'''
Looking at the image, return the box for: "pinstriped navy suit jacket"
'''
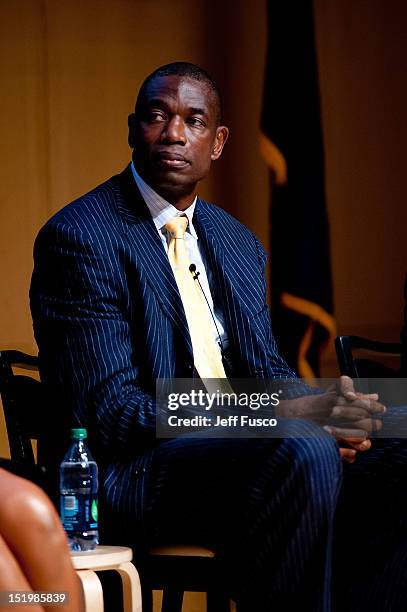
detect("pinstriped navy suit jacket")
[30,164,297,518]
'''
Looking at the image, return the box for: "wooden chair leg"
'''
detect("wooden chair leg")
[140,584,153,612]
[116,561,142,612]
[161,587,184,612]
[76,569,104,612]
[207,589,230,612]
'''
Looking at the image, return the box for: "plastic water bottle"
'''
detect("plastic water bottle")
[60,428,99,551]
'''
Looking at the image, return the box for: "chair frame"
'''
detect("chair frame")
[335,335,402,378]
[0,350,42,472]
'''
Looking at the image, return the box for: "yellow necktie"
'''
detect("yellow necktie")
[165,216,228,381]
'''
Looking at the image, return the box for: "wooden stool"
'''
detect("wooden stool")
[71,545,142,612]
[144,545,231,612]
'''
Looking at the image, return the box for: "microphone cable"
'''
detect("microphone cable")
[189,263,225,358]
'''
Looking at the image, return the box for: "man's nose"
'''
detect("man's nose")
[161,116,186,144]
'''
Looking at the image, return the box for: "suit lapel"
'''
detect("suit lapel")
[193,200,224,275]
[194,200,246,341]
[194,199,268,377]
[113,165,192,354]
[194,199,253,320]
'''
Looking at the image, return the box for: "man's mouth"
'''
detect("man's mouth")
[155,152,190,168]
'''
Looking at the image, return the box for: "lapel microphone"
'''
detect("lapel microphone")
[189,263,225,357]
[189,263,200,281]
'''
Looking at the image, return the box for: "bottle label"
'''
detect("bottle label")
[63,495,78,514]
[60,494,98,534]
[91,499,98,522]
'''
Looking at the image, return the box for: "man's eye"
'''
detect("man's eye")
[147,111,166,122]
[188,117,205,127]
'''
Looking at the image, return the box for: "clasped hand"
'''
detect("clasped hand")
[275,376,386,463]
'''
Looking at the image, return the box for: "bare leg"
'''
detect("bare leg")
[0,468,84,612]
[0,532,44,611]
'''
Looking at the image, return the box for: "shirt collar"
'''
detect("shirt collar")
[131,161,198,238]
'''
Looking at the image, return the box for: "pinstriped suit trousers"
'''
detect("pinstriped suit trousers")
[143,419,342,612]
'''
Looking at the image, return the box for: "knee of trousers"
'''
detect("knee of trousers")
[275,420,342,503]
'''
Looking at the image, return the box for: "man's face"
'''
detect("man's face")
[129,75,228,205]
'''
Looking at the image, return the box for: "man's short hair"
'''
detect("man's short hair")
[135,61,223,124]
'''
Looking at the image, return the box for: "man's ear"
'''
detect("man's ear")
[128,113,136,148]
[211,126,229,161]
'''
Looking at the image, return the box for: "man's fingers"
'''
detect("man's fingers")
[339,447,357,463]
[333,395,385,415]
[350,397,385,414]
[348,418,382,433]
[336,394,385,414]
[326,423,373,459]
[324,425,368,440]
[344,438,372,451]
[357,392,379,400]
[337,376,385,413]
[332,406,372,420]
[338,375,357,400]
[330,414,383,433]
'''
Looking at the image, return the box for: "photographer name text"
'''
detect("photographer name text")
[167,415,278,428]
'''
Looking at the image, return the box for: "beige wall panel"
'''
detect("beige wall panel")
[315,0,407,341]
[0,0,49,353]
[43,0,211,209]
[196,0,269,246]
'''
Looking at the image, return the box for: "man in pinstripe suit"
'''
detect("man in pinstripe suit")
[31,63,402,611]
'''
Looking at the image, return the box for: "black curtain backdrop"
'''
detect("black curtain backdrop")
[261,0,335,377]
